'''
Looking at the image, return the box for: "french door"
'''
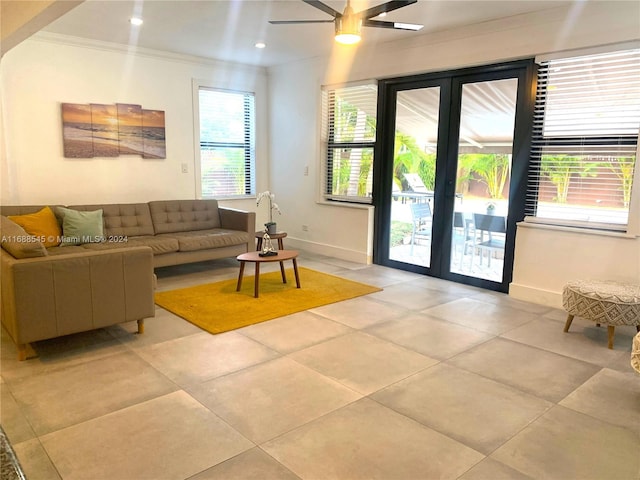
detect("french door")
[373,60,535,292]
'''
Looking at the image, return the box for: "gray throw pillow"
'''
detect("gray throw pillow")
[0,215,48,258]
[56,207,105,246]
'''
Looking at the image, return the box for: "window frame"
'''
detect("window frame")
[321,81,378,204]
[194,84,256,199]
[525,46,640,233]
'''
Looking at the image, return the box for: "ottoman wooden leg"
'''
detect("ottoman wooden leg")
[137,319,145,334]
[563,314,574,333]
[607,325,615,349]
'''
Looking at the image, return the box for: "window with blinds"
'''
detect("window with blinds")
[198,88,255,198]
[526,48,640,229]
[322,83,377,203]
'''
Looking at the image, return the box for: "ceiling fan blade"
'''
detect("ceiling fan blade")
[363,18,423,30]
[302,0,342,18]
[269,20,335,24]
[359,0,418,20]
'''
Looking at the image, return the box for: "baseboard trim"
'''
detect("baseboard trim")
[285,237,371,265]
[509,282,563,309]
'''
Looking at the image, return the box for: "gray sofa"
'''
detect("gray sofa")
[68,200,255,267]
[0,199,255,360]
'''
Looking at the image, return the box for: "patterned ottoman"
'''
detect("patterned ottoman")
[562,280,640,349]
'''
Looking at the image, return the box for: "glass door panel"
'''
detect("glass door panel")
[388,87,440,268]
[450,78,518,282]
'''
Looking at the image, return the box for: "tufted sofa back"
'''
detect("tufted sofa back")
[148,199,221,234]
[1,200,228,237]
[70,203,155,237]
[0,205,61,216]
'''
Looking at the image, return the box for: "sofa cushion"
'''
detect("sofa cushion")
[70,203,155,237]
[81,235,179,255]
[56,207,105,246]
[8,206,62,247]
[46,245,90,256]
[149,200,221,234]
[0,216,48,258]
[164,229,250,252]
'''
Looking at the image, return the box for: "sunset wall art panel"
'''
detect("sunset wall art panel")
[90,103,119,157]
[141,109,166,159]
[117,103,144,156]
[61,103,94,158]
[61,102,166,159]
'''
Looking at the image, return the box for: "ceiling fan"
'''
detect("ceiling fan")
[269,0,424,45]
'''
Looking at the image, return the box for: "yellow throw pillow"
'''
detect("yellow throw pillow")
[8,206,61,247]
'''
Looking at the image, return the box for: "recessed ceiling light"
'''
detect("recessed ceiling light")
[255,42,266,49]
[129,17,143,26]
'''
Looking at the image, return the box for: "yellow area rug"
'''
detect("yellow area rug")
[154,267,382,334]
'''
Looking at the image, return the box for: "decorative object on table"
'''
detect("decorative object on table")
[486,202,496,215]
[259,231,278,257]
[61,103,166,159]
[256,190,281,234]
[255,231,288,251]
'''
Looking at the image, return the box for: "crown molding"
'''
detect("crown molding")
[30,31,267,75]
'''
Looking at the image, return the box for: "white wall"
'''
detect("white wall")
[0,34,269,218]
[268,1,640,301]
[511,224,640,307]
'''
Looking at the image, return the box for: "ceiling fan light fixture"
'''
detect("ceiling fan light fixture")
[335,32,361,45]
[394,22,423,31]
[270,1,422,45]
[334,15,362,45]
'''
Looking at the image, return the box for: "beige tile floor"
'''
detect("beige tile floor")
[1,251,639,480]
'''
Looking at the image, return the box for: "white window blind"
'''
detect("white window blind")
[198,88,255,198]
[322,83,377,203]
[526,48,640,228]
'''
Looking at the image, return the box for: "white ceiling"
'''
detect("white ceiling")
[40,0,573,67]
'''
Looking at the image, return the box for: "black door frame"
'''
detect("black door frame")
[372,59,536,292]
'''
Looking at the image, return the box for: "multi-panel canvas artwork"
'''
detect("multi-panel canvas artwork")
[61,103,166,159]
[91,103,119,157]
[117,103,143,155]
[141,109,167,159]
[61,103,94,158]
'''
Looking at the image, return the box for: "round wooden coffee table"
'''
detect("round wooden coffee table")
[236,250,300,298]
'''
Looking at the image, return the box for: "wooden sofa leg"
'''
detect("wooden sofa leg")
[137,319,145,334]
[563,314,574,333]
[607,325,615,349]
[17,344,27,361]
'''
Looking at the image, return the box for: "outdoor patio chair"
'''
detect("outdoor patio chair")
[452,211,474,267]
[410,202,432,254]
[403,173,430,193]
[402,173,433,204]
[472,213,506,267]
